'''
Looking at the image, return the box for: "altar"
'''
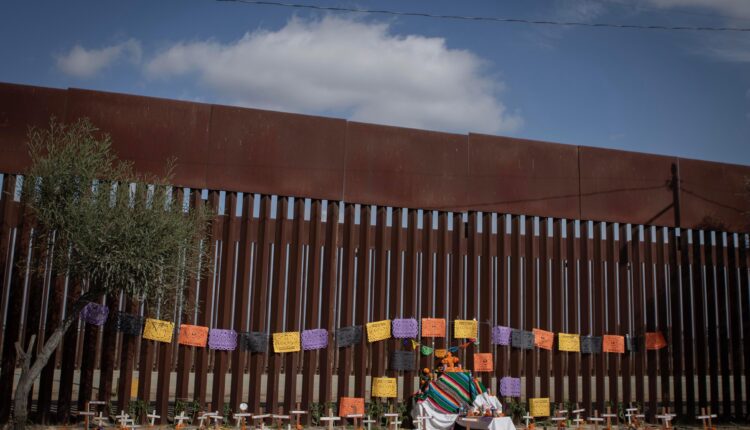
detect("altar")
[455,416,516,430]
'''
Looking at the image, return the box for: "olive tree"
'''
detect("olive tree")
[12,119,211,430]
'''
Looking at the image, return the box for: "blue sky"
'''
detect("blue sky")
[2,0,749,165]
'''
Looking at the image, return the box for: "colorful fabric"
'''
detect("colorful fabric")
[416,371,486,414]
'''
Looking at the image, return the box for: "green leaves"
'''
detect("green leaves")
[22,118,212,313]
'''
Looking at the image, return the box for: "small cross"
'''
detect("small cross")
[254,413,271,430]
[655,407,675,430]
[147,410,161,427]
[602,407,617,430]
[209,412,224,430]
[522,414,534,430]
[93,411,108,429]
[697,407,717,430]
[588,410,604,430]
[413,413,427,430]
[115,411,131,429]
[363,415,376,430]
[198,412,217,429]
[383,413,400,430]
[273,410,291,430]
[319,408,340,430]
[174,411,191,430]
[291,407,307,430]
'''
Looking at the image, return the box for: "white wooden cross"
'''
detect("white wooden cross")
[602,407,617,430]
[290,408,307,430]
[572,408,585,430]
[698,408,717,430]
[319,408,340,430]
[79,409,96,429]
[273,412,291,430]
[234,412,253,429]
[115,411,131,429]
[522,414,534,429]
[253,413,271,430]
[413,413,427,430]
[625,407,639,426]
[655,407,675,430]
[383,412,400,430]
[346,413,363,430]
[363,415,376,430]
[93,411,108,429]
[588,410,604,430]
[209,412,224,429]
[198,412,217,429]
[147,410,161,427]
[174,411,191,429]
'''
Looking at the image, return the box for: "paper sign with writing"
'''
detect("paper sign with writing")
[499,377,521,397]
[142,318,174,343]
[273,331,301,353]
[602,335,625,353]
[178,324,209,347]
[558,333,580,352]
[511,329,534,350]
[421,318,446,337]
[533,329,554,350]
[645,332,667,350]
[529,398,551,417]
[336,326,362,347]
[367,320,392,343]
[372,377,397,398]
[301,329,329,350]
[580,336,602,354]
[492,326,511,345]
[389,350,416,371]
[626,334,643,353]
[392,318,418,338]
[434,349,447,358]
[240,332,269,352]
[473,353,493,372]
[339,397,365,417]
[115,312,144,336]
[209,328,237,350]
[454,320,478,339]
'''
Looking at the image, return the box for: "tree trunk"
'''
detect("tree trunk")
[12,295,96,430]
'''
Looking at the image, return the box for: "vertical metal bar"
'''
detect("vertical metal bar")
[265,197,292,411]
[691,231,708,412]
[353,206,374,398]
[592,223,605,414]
[605,223,619,406]
[551,219,563,402]
[282,199,306,411]
[703,232,720,415]
[510,216,522,380]
[618,224,632,404]
[644,227,658,420]
[714,233,731,419]
[579,221,592,411]
[631,226,646,409]
[566,220,579,403]
[336,204,358,399]
[538,219,550,399]
[668,228,684,417]
[525,216,537,398]
[317,202,340,406]
[727,234,744,418]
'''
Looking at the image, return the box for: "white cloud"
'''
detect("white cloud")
[643,0,750,20]
[144,17,522,134]
[56,39,142,78]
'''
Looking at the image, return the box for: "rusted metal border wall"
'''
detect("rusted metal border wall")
[0,83,749,424]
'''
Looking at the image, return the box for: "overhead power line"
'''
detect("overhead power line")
[216,0,750,32]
